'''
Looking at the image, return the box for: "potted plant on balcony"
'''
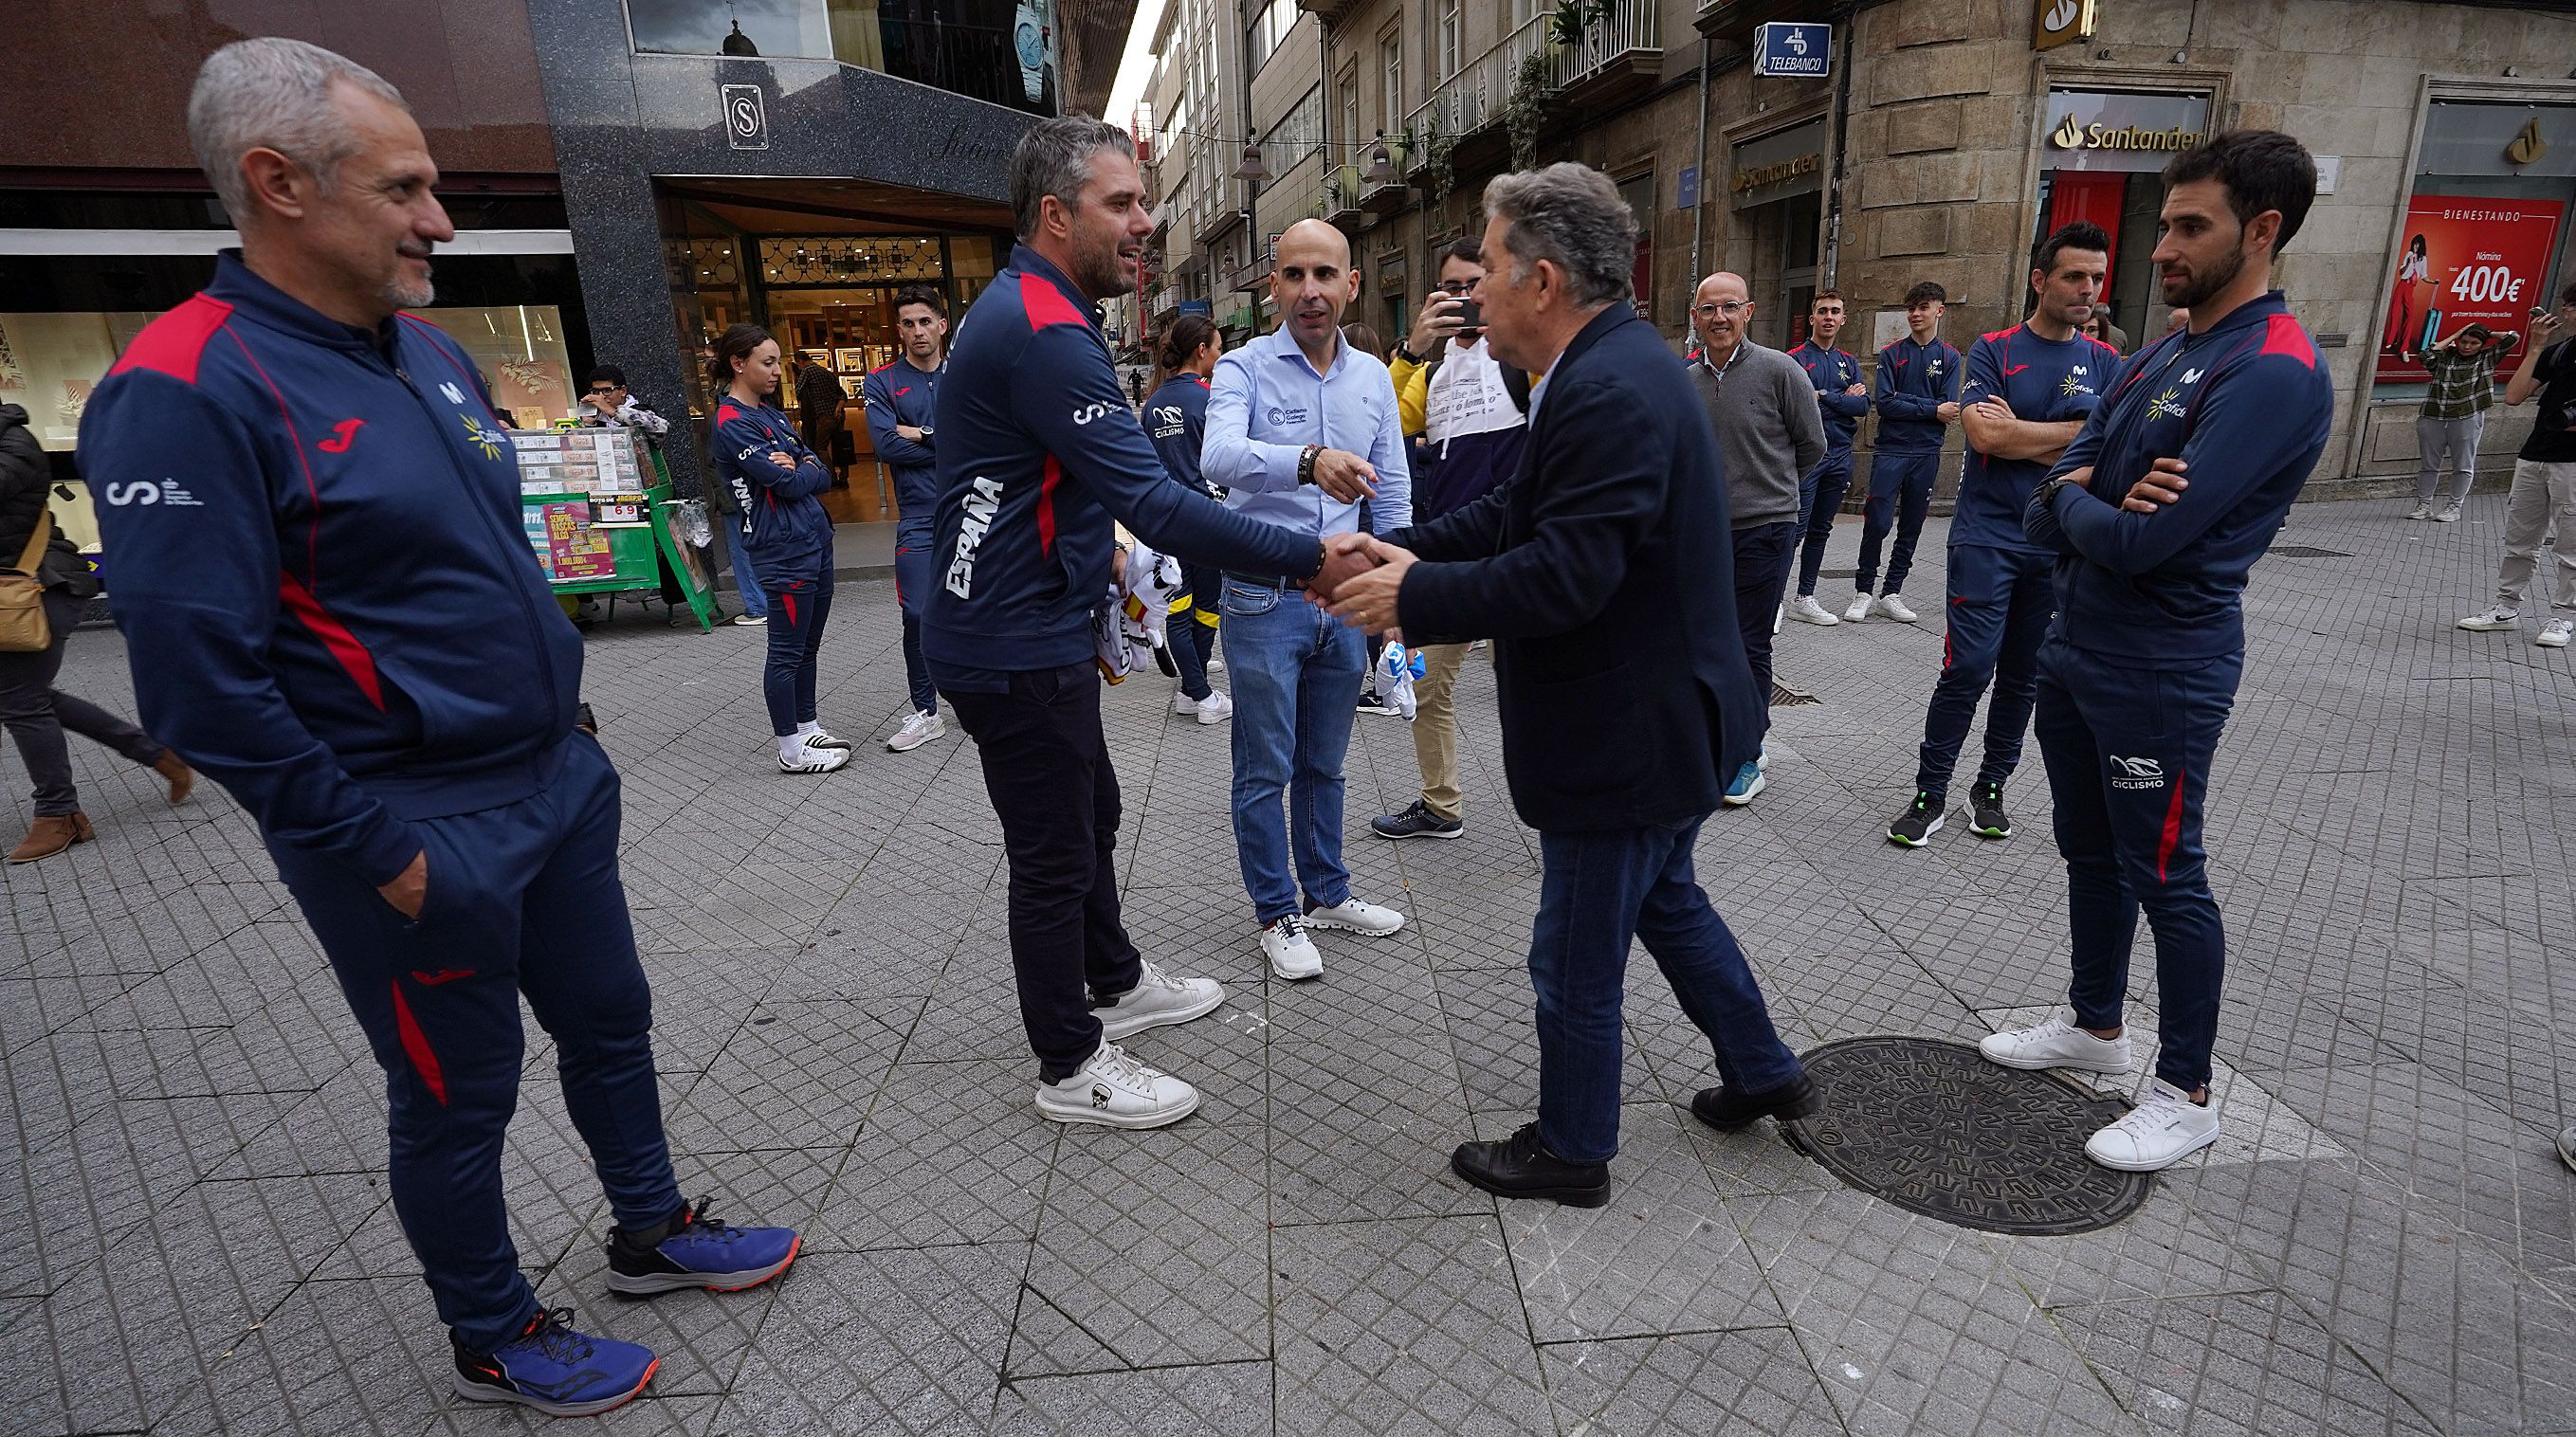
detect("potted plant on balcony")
[1505,48,1556,170]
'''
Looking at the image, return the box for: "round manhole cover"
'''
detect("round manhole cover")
[1781,1035,2151,1236]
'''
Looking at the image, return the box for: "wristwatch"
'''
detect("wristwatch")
[1394,341,1424,365]
[2037,473,2081,508]
[1297,444,1322,486]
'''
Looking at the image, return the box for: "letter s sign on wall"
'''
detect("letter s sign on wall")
[722,83,770,152]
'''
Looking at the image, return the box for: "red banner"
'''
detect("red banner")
[2377,195,2565,384]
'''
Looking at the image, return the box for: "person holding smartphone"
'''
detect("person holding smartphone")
[1376,237,1530,843]
[2457,283,2576,647]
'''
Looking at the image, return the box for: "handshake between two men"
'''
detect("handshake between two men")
[1306,530,1416,637]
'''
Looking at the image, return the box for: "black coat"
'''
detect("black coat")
[0,404,97,598]
[1388,306,1763,831]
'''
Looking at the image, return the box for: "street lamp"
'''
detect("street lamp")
[1232,142,1272,182]
[1362,135,1397,185]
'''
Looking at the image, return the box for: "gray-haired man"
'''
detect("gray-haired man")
[1687,271,1825,806]
[1321,164,1811,1208]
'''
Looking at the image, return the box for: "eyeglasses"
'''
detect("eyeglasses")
[1437,281,1473,295]
[1692,301,1749,318]
[586,385,618,395]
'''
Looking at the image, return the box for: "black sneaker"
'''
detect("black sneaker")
[1689,1072,1820,1132]
[1968,781,2014,840]
[1887,791,1945,847]
[1356,685,1400,717]
[1371,800,1464,841]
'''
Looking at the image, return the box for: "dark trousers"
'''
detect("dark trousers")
[942,663,1145,1082]
[265,736,683,1353]
[1529,816,1803,1162]
[1164,561,1218,702]
[0,592,163,815]
[760,555,832,736]
[1856,450,1940,595]
[2032,638,2241,1093]
[1731,520,1800,705]
[1794,451,1854,599]
[1912,544,2054,798]
[893,518,938,716]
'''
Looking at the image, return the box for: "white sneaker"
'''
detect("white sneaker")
[2405,502,2432,520]
[1205,653,1224,673]
[801,726,853,752]
[885,710,945,753]
[1978,1014,2134,1075]
[1306,896,1406,937]
[2457,607,2521,632]
[1786,594,1840,627]
[1176,689,1233,724]
[1095,959,1224,1041]
[2434,505,2462,523]
[776,737,850,774]
[1260,914,1325,980]
[1172,689,1199,716]
[731,612,769,626]
[1841,592,1873,623]
[1875,592,1919,623]
[1033,1042,1201,1129]
[1772,602,1784,635]
[2540,619,2574,648]
[2086,1079,2220,1171]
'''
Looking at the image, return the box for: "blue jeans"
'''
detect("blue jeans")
[2032,638,2241,1093]
[1220,574,1365,924]
[1913,544,2053,797]
[265,736,684,1352]
[723,520,767,619]
[1794,451,1854,598]
[1856,450,1939,595]
[1531,817,1803,1162]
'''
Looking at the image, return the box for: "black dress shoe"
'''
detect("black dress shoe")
[1451,1123,1611,1208]
[1690,1072,1820,1133]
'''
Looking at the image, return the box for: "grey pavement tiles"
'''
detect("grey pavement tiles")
[2,499,2571,1432]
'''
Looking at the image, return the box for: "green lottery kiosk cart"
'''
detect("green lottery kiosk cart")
[508,427,720,630]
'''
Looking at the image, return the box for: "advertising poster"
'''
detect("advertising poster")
[2378,195,2566,383]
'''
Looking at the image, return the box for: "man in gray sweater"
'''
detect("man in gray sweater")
[1688,271,1826,806]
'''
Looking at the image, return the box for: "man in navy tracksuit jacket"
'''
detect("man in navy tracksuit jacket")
[1784,293,1869,612]
[75,41,793,1415]
[1991,132,2332,1173]
[1891,223,2117,847]
[863,284,950,745]
[1854,284,1963,617]
[923,119,1357,1130]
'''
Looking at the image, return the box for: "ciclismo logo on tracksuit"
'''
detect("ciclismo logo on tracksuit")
[2108,755,2166,791]
[944,475,1005,597]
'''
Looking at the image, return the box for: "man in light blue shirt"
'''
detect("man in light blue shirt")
[1202,218,1413,982]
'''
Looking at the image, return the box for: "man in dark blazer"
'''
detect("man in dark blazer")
[1325,163,1814,1206]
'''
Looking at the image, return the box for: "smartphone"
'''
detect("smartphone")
[1454,298,1484,335]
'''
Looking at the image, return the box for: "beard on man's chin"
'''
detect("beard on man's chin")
[383,273,435,310]
[2164,245,2243,312]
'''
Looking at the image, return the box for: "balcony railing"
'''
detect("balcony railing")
[1400,15,1552,152]
[1550,0,1660,90]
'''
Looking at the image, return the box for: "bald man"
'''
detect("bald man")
[1202,218,1414,981]
[1687,273,1826,805]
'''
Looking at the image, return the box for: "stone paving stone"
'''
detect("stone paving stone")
[712,1244,1023,1435]
[1539,1326,1847,1437]
[810,1059,1058,1251]
[989,1360,1274,1435]
[2050,1289,2442,1436]
[1271,1215,1555,1435]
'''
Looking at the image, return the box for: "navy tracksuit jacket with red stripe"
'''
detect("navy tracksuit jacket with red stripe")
[923,246,1319,678]
[2020,291,2333,1094]
[79,252,683,1352]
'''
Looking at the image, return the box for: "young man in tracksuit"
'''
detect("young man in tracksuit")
[1849,282,1963,623]
[1783,290,1869,626]
[1988,132,2332,1173]
[925,118,1369,1131]
[1890,222,2115,848]
[863,283,950,754]
[80,40,794,1418]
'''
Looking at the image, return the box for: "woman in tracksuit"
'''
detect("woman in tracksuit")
[1143,314,1230,723]
[709,324,850,773]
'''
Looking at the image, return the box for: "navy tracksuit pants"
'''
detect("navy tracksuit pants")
[1856,450,1940,596]
[1793,451,1854,599]
[2031,637,2241,1093]
[1913,544,2054,798]
[265,736,684,1354]
[761,554,833,736]
[893,518,939,717]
